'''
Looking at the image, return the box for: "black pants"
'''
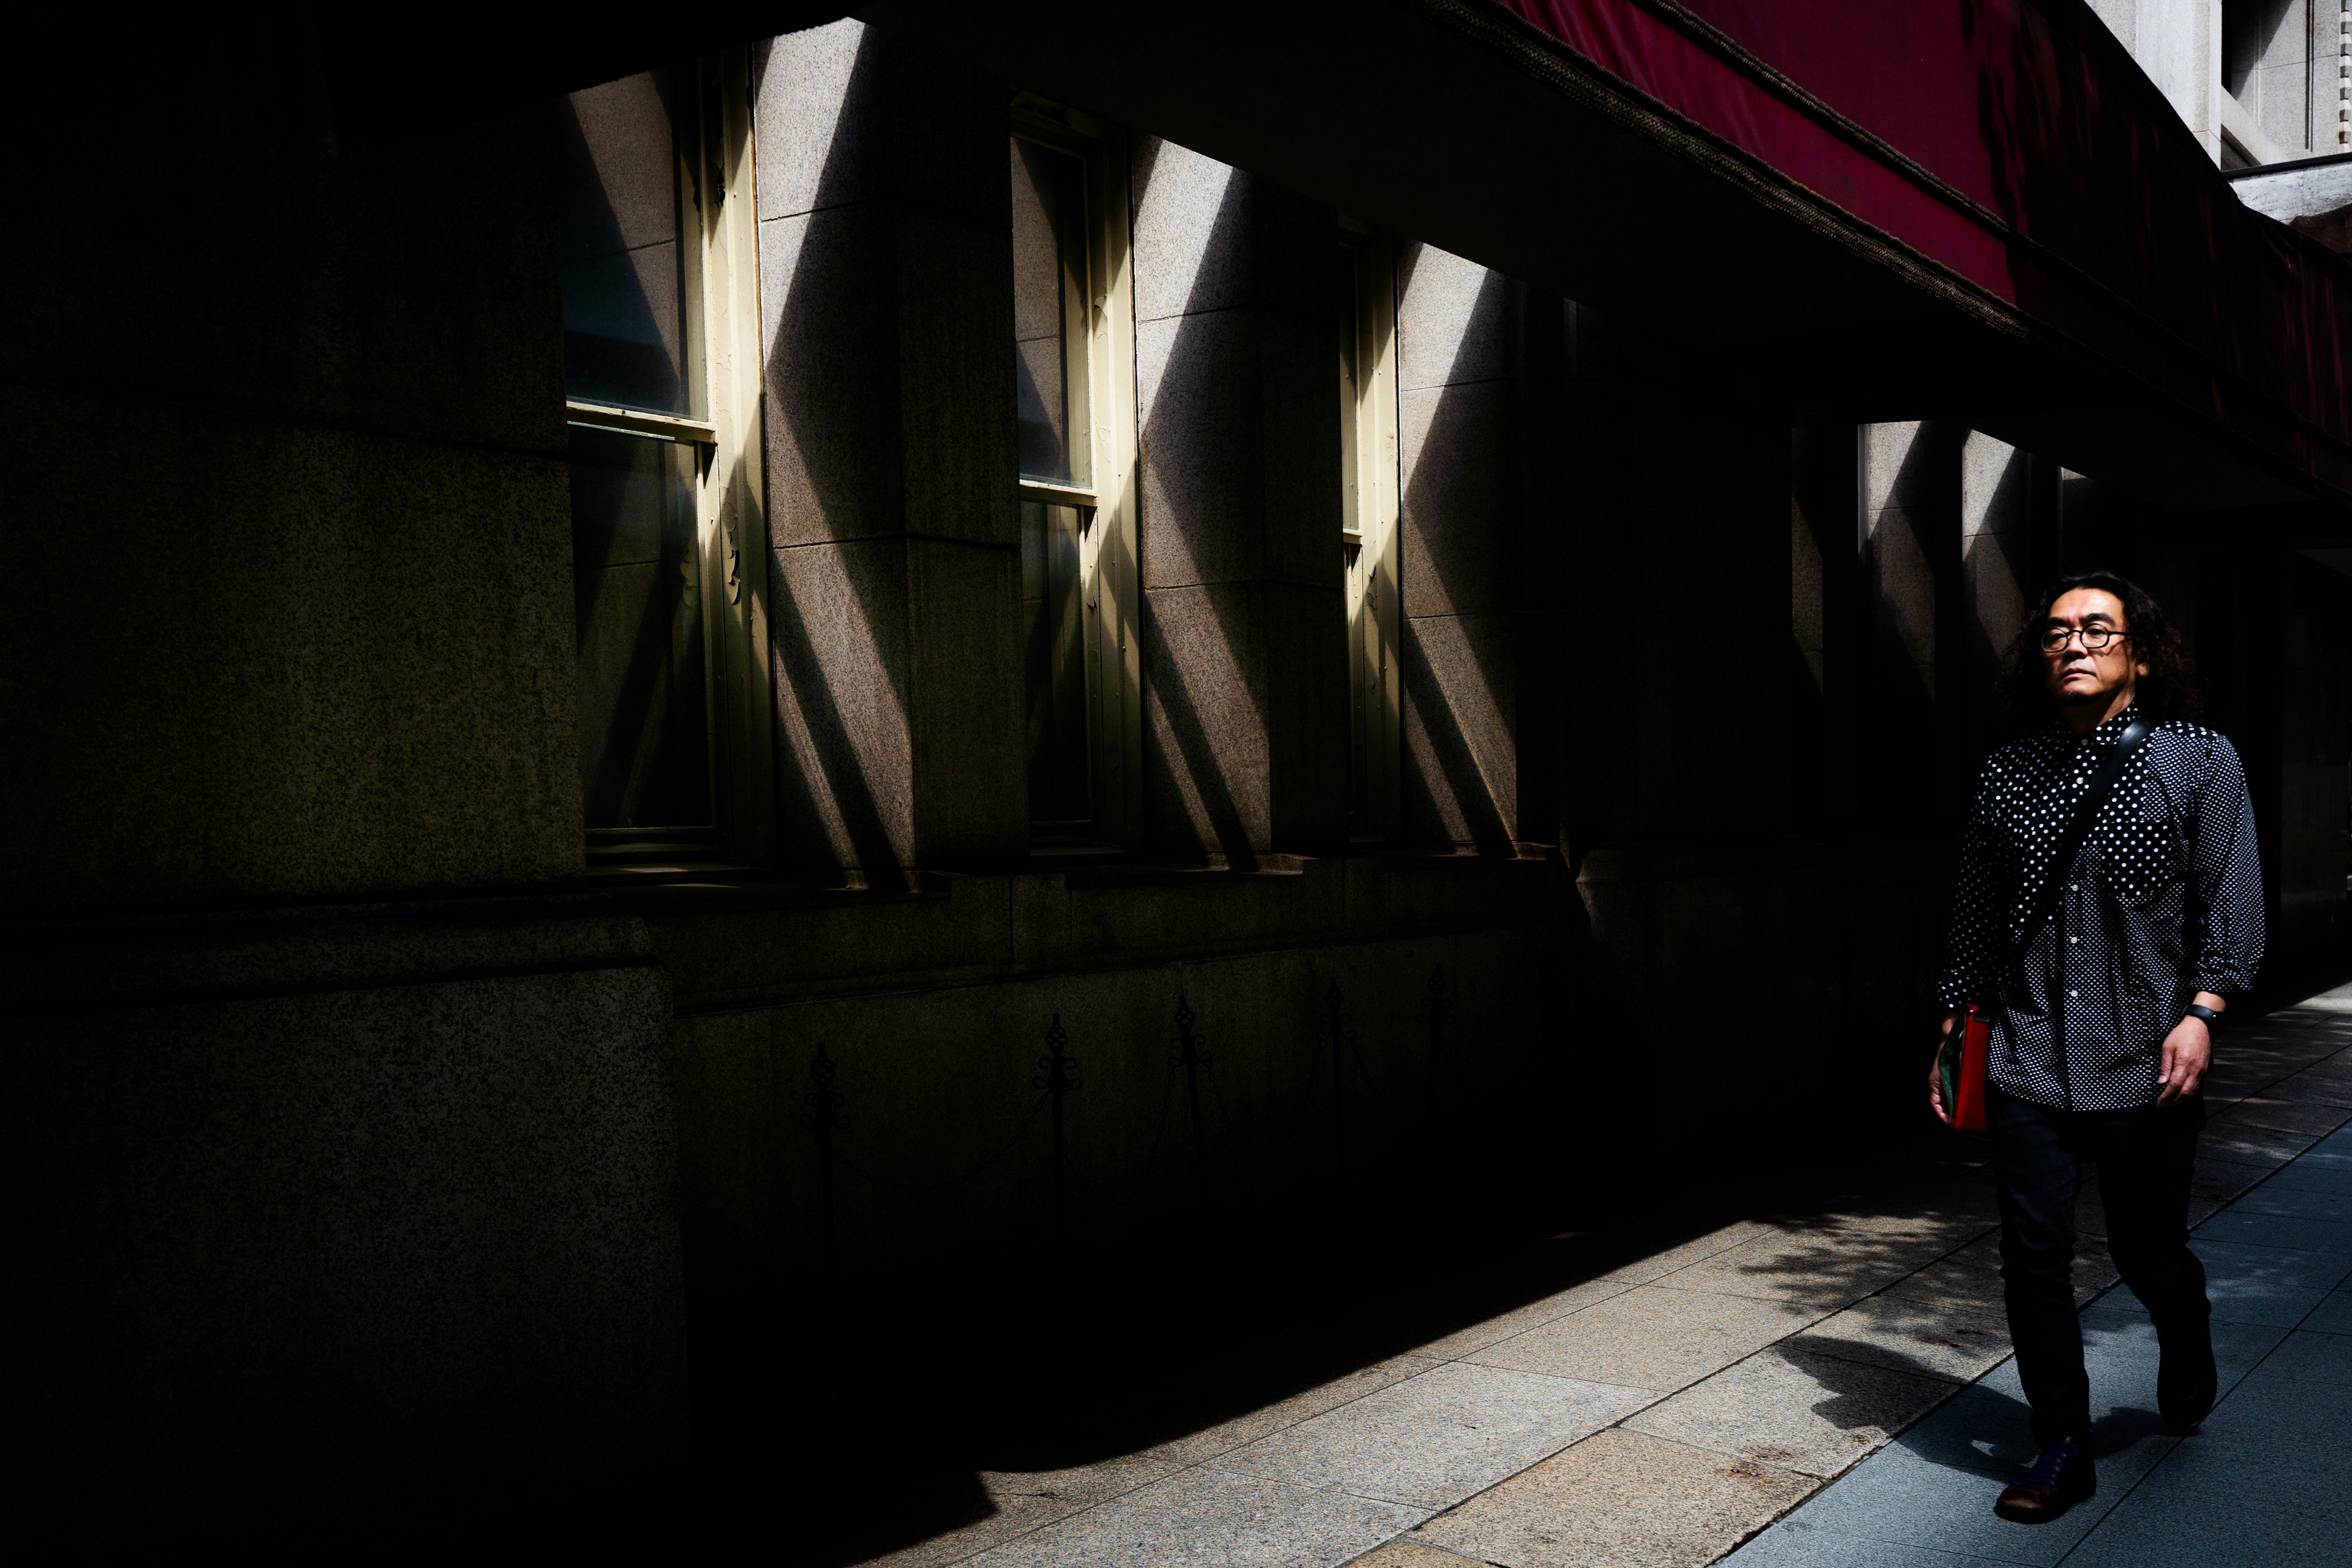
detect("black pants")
[1988,1085,2208,1442]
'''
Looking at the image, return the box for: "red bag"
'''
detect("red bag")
[1937,1005,1991,1133]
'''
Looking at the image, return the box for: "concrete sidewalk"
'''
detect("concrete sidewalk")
[841,984,2352,1568]
[1722,1104,2352,1566]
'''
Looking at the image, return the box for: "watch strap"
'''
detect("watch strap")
[2184,1003,2225,1033]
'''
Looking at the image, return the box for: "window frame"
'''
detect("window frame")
[1338,218,1401,842]
[567,48,772,875]
[1012,97,1142,854]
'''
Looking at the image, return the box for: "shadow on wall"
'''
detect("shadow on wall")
[1398,247,1520,852]
[756,28,931,888]
[1133,136,1338,864]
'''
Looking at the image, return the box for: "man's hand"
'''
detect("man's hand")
[2156,1008,2214,1107]
[1928,1010,1960,1123]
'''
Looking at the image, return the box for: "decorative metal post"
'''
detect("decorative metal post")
[801,1042,848,1310]
[1325,980,1355,1207]
[1035,1014,1082,1263]
[1423,966,1449,1175]
[1171,995,1211,1236]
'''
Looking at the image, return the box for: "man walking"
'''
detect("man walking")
[1932,570,2263,1525]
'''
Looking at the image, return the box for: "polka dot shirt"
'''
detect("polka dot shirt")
[1939,704,2265,1112]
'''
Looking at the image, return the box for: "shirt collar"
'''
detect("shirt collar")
[2048,703,2146,747]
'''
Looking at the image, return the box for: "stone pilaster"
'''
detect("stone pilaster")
[754,21,1025,880]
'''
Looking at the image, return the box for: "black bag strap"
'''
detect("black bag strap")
[2008,716,2154,967]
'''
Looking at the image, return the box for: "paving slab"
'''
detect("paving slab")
[1468,1286,1820,1392]
[1594,1222,1781,1287]
[2190,1156,2277,1205]
[965,1469,1425,1568]
[2056,1491,2348,1568]
[865,1457,1180,1568]
[1645,1225,1960,1313]
[2198,1114,2321,1167]
[1340,1542,1487,1568]
[2195,1208,2352,1253]
[1722,1515,2026,1566]
[2226,1181,2352,1223]
[1408,1428,1817,1568]
[1733,1445,2153,1567]
[1409,1277,1635,1360]
[2304,1289,2352,1333]
[2212,1095,2352,1139]
[2262,1159,2352,1196]
[1208,1362,1650,1509]
[2264,1071,2352,1108]
[1787,1292,2013,1385]
[1621,1343,1959,1479]
[1140,1352,1445,1469]
[2190,1238,2351,1324]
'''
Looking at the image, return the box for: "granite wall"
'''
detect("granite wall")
[7,908,688,1523]
[1132,137,1348,859]
[0,12,581,915]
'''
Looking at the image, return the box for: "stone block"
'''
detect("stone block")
[12,964,687,1521]
[1396,243,1515,392]
[1140,1351,1443,1469]
[1651,1221,1964,1313]
[1210,1361,1650,1507]
[1408,1428,1816,1568]
[1348,1544,1490,1568]
[1143,578,1345,858]
[1789,1291,2011,1384]
[1861,420,1964,513]
[1624,1344,1958,1479]
[1144,582,1273,857]
[1410,1277,1637,1360]
[2231,1182,2352,1224]
[905,537,1025,858]
[1,387,581,913]
[761,202,904,545]
[1468,1284,1817,1392]
[2196,1208,2352,1254]
[2306,1290,2352,1333]
[1130,138,1327,325]
[770,536,918,875]
[10,45,567,455]
[1400,380,1517,619]
[1750,1446,2120,1567]
[1401,613,1520,850]
[965,1466,1424,1568]
[752,21,1007,228]
[2218,1093,2352,1137]
[2193,1238,2345,1326]
[761,201,1015,550]
[1137,306,1339,589]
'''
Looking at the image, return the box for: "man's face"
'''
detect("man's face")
[2040,587,2149,709]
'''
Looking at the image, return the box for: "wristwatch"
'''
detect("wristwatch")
[2183,1003,2225,1035]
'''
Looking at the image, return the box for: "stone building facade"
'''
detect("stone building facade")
[7,0,2351,1533]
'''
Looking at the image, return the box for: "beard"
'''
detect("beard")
[2055,685,2107,707]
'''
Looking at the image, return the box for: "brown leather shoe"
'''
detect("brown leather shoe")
[1994,1436,2096,1523]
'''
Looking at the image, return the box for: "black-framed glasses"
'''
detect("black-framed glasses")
[2041,625,2129,654]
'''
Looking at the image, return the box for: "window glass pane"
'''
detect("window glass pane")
[1012,138,1091,487]
[1022,499,1091,823]
[1336,243,1361,533]
[557,73,688,414]
[571,426,710,829]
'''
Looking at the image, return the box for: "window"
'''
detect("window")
[1011,99,1140,849]
[556,51,770,870]
[1338,221,1400,839]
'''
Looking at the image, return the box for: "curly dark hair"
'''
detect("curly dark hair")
[1999,569,2204,728]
